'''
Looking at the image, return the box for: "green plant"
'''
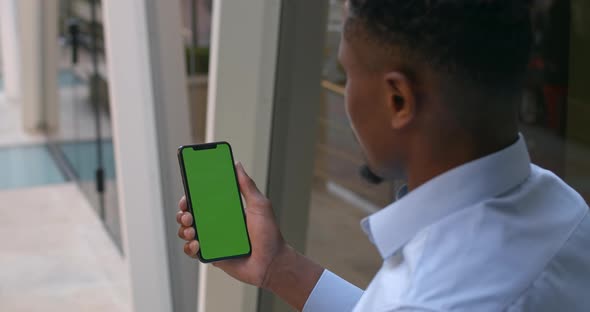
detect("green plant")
[186,46,210,75]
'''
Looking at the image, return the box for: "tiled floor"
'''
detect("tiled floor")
[0,70,83,91]
[0,94,46,147]
[60,140,116,181]
[0,145,66,189]
[0,85,130,311]
[0,184,131,312]
[0,69,87,146]
[0,91,66,190]
[56,85,113,143]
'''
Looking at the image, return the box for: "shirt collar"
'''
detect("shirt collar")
[361,134,532,259]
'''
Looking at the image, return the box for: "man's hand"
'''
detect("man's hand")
[176,162,324,310]
[176,162,288,288]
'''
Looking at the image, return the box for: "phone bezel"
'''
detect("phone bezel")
[177,141,252,263]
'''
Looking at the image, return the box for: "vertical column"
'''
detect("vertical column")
[202,0,328,311]
[103,0,192,311]
[145,0,201,311]
[0,0,21,102]
[198,0,282,311]
[42,0,60,132]
[18,0,59,132]
[260,1,329,311]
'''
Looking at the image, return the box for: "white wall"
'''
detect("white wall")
[102,0,190,311]
[199,0,282,311]
[17,0,59,132]
[0,0,21,101]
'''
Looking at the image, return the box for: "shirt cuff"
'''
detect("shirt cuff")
[302,270,364,312]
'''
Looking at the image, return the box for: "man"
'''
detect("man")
[176,0,590,311]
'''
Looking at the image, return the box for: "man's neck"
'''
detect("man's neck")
[405,132,519,191]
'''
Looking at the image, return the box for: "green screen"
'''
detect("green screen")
[181,143,250,261]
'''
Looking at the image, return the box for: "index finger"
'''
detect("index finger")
[179,196,188,212]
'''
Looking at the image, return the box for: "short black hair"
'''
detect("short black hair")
[346,0,533,95]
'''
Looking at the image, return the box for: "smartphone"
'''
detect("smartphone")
[177,142,251,263]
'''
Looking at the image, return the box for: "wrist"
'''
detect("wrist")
[261,244,324,310]
[262,243,295,291]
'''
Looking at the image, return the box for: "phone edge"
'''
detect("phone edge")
[177,145,207,263]
[177,143,253,263]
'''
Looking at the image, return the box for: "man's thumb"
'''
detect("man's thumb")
[235,162,262,199]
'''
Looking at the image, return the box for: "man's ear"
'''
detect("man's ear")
[384,72,416,129]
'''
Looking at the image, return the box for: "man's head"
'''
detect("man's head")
[339,0,532,179]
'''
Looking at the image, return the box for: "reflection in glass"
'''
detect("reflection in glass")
[51,0,121,250]
[305,0,590,289]
[523,0,590,203]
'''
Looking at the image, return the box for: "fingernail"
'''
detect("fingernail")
[184,227,192,237]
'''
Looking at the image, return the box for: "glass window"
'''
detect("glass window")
[304,0,590,289]
[306,0,384,288]
[182,0,212,143]
[53,0,120,249]
[523,0,590,202]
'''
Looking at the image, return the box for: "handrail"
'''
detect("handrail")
[321,80,345,96]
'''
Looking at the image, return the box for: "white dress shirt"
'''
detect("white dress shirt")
[303,136,590,312]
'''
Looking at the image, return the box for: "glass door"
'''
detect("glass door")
[303,0,590,291]
[522,0,590,202]
[52,0,121,250]
[303,0,393,289]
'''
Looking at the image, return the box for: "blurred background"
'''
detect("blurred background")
[0,0,588,311]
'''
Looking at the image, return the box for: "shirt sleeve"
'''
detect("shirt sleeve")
[302,270,364,312]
